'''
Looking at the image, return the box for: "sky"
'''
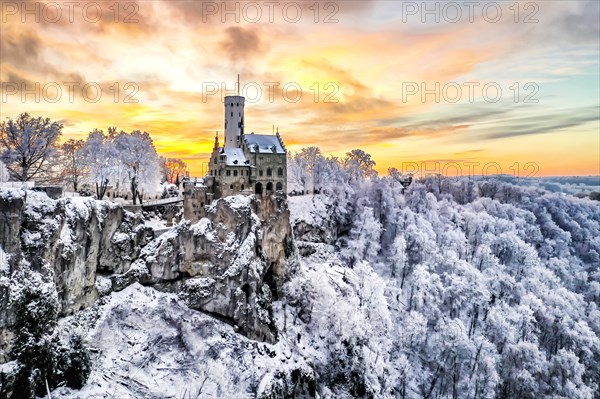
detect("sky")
[1,0,599,177]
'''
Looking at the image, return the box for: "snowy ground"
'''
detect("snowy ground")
[287,194,329,227]
[143,216,167,231]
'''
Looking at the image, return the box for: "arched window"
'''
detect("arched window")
[267,168,272,177]
[255,182,263,195]
[276,182,283,191]
[277,167,283,177]
[266,182,273,192]
[241,184,245,190]
[230,184,234,190]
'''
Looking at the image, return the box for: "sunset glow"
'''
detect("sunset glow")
[1,0,599,177]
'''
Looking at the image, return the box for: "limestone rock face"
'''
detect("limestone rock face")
[0,189,152,360]
[0,189,295,360]
[133,194,295,343]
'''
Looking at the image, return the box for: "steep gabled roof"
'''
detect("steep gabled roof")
[243,133,286,154]
[220,147,248,166]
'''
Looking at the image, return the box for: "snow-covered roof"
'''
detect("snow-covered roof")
[220,147,248,166]
[244,134,286,154]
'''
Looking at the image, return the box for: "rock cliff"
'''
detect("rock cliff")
[0,188,294,360]
[0,189,152,360]
[121,194,294,342]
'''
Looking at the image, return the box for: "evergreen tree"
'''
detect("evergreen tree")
[9,266,91,398]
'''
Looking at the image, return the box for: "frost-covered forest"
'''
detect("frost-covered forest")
[282,147,600,397]
[285,173,600,398]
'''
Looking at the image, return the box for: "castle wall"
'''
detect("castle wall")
[183,181,211,222]
[247,152,287,194]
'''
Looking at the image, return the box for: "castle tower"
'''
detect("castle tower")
[224,95,245,148]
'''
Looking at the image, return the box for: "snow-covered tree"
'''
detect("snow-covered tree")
[82,128,116,199]
[343,198,382,267]
[288,147,328,193]
[8,265,91,398]
[344,149,377,181]
[0,113,62,182]
[113,130,161,204]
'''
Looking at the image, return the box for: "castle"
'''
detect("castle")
[184,94,287,221]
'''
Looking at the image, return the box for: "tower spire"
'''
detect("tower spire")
[237,74,240,96]
[213,131,219,150]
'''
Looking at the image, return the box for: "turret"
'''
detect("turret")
[213,131,219,150]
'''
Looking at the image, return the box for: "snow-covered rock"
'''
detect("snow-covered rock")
[52,283,315,398]
[0,189,295,360]
[289,194,349,246]
[0,188,152,360]
[131,194,295,343]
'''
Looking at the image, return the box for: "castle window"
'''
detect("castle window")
[226,170,231,176]
[231,112,233,117]
[230,184,234,190]
[237,102,239,106]
[266,168,272,177]
[218,170,222,176]
[259,170,263,177]
[241,184,245,190]
[214,158,217,164]
[276,182,283,191]
[258,157,263,165]
[234,170,238,177]
[278,167,283,177]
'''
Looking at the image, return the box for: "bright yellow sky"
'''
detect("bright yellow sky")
[1,0,599,177]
